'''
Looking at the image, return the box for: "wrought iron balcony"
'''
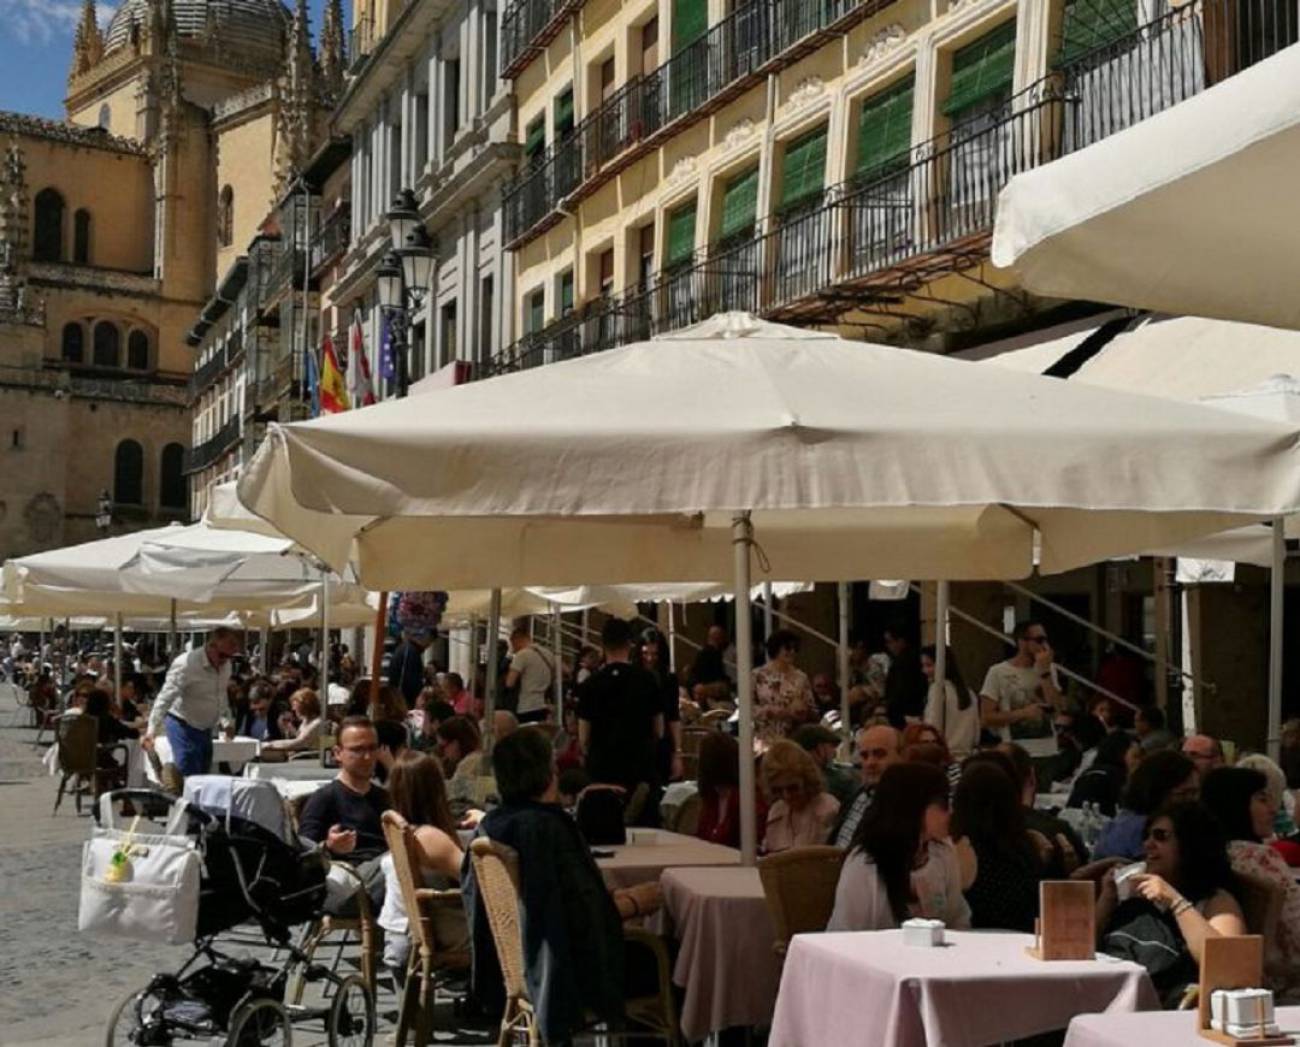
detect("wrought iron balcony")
[500,0,581,80]
[503,0,900,247]
[259,248,307,312]
[310,206,352,274]
[183,415,241,475]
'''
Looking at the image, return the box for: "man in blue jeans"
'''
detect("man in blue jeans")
[143,627,240,778]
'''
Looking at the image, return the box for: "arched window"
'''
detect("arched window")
[93,321,120,366]
[61,322,84,363]
[127,330,149,370]
[33,188,65,262]
[159,443,187,511]
[73,209,91,264]
[114,439,144,506]
[218,185,234,247]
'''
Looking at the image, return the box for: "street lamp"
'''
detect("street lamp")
[380,189,436,398]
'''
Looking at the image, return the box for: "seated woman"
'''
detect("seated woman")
[261,688,324,753]
[380,750,469,978]
[1098,802,1246,1008]
[951,760,1045,932]
[761,740,839,853]
[827,762,971,931]
[1067,730,1140,817]
[1236,753,1300,864]
[903,722,960,793]
[82,687,138,769]
[436,715,495,817]
[1202,766,1300,1002]
[696,731,766,849]
[1093,749,1198,861]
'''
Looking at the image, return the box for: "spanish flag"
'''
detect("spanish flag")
[319,334,350,414]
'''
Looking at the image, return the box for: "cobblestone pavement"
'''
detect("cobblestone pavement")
[0,683,493,1047]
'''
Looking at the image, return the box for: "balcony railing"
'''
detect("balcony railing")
[310,206,351,274]
[497,0,1298,368]
[260,248,307,312]
[500,0,579,80]
[184,415,241,475]
[503,0,899,246]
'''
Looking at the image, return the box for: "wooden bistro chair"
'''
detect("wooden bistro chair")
[468,837,680,1047]
[381,810,470,1047]
[52,713,127,815]
[291,864,378,1003]
[758,845,848,958]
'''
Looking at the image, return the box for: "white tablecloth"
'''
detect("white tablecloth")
[243,760,335,782]
[142,735,261,783]
[595,828,739,889]
[1066,1006,1300,1046]
[660,866,781,1041]
[769,930,1159,1047]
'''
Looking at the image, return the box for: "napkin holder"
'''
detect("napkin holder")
[1027,880,1095,961]
[901,918,944,947]
[1198,936,1292,1045]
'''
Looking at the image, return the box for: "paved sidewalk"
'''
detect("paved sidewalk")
[0,683,492,1046]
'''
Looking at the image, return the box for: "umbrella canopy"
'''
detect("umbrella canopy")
[991,45,1300,330]
[238,313,1300,589]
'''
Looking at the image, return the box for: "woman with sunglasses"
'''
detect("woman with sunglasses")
[1098,802,1245,1007]
[827,762,970,931]
[760,740,839,853]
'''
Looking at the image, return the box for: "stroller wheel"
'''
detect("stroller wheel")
[106,985,175,1047]
[225,997,292,1046]
[326,974,374,1047]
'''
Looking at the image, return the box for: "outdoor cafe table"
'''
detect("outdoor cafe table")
[595,828,739,889]
[769,929,1159,1047]
[242,760,336,802]
[143,735,262,784]
[1066,1007,1300,1046]
[658,865,781,1042]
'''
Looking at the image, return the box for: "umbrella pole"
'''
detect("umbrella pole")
[113,613,123,707]
[837,582,851,748]
[484,589,502,754]
[259,627,269,674]
[733,513,757,866]
[763,580,773,641]
[369,592,388,708]
[168,599,177,663]
[320,569,330,683]
[467,615,479,700]
[935,581,949,723]
[551,603,563,713]
[667,603,677,675]
[1269,518,1285,761]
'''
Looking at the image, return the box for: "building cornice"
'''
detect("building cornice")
[0,111,147,157]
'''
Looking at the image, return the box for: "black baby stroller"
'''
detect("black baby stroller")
[94,783,376,1046]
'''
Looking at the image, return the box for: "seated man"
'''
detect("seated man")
[462,728,658,1045]
[793,723,857,806]
[297,715,390,913]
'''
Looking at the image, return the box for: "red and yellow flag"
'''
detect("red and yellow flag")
[319,334,350,414]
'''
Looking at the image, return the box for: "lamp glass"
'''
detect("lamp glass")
[376,260,403,309]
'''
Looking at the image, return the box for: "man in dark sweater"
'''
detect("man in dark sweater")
[298,715,390,912]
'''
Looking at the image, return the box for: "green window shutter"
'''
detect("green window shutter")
[717,166,759,242]
[555,88,574,138]
[524,117,545,160]
[560,271,574,314]
[943,19,1018,117]
[779,125,828,212]
[672,0,708,51]
[1057,0,1138,66]
[856,76,915,180]
[666,201,697,266]
[528,290,544,333]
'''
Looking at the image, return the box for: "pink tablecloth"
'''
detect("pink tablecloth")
[1066,1007,1300,1046]
[595,828,739,889]
[660,866,782,1042]
[770,930,1159,1047]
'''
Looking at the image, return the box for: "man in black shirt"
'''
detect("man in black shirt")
[298,715,390,912]
[577,618,663,818]
[883,622,927,729]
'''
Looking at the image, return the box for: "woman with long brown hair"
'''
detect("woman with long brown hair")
[379,750,468,976]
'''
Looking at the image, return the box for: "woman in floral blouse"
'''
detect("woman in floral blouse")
[1202,766,1300,1002]
[753,628,814,744]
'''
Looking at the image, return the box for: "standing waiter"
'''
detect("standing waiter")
[143,627,241,778]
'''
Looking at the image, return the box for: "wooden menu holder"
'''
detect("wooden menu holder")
[1027,880,1095,961]
[1197,935,1291,1046]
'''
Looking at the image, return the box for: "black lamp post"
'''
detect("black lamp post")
[378,189,435,398]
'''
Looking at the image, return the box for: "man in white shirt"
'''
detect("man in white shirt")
[980,621,1064,758]
[144,627,240,777]
[505,627,555,724]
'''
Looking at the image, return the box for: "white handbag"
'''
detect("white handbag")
[78,793,202,946]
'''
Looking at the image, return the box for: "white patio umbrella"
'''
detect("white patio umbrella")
[236,313,1300,862]
[991,45,1300,330]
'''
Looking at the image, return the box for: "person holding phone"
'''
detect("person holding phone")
[297,715,391,913]
[979,621,1064,758]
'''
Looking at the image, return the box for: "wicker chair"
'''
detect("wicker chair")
[291,863,379,1003]
[381,811,470,1046]
[468,837,680,1046]
[757,845,847,957]
[52,714,127,815]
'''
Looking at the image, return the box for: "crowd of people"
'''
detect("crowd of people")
[18,606,1300,1043]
